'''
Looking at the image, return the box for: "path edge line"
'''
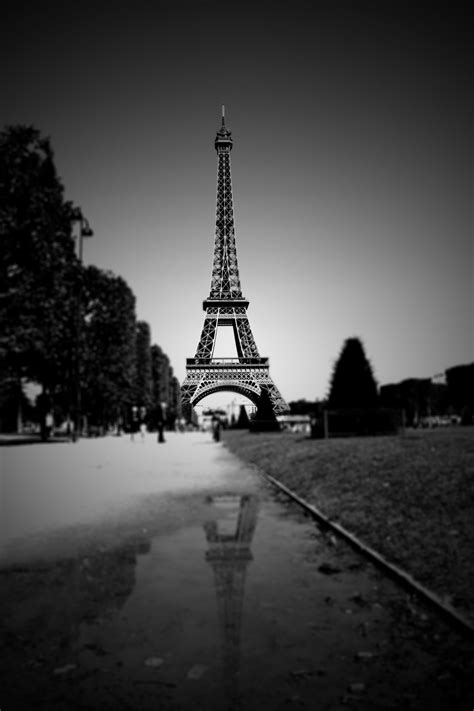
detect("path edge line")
[263,471,474,639]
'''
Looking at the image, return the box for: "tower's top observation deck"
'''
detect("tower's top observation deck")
[215,105,233,151]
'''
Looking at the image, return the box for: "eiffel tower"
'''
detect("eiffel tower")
[204,494,259,708]
[181,107,287,415]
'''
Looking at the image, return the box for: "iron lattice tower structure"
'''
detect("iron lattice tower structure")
[181,108,287,414]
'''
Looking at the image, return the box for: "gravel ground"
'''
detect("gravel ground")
[222,426,474,623]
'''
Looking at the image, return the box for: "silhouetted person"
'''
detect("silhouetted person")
[156,404,166,443]
[212,415,221,442]
[130,406,139,442]
[37,391,52,442]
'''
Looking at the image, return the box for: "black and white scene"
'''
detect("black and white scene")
[1,1,473,709]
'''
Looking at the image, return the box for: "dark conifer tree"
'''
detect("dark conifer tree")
[328,337,378,409]
[252,388,279,431]
[236,404,250,428]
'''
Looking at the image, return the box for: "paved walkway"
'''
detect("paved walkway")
[1,431,250,563]
[2,431,474,710]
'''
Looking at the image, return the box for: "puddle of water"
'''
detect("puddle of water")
[73,491,396,710]
[2,484,472,710]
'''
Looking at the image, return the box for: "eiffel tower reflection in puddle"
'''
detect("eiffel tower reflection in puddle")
[203,494,259,708]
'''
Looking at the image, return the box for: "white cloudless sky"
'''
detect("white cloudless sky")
[2,1,472,405]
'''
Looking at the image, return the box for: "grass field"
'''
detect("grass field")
[223,426,474,621]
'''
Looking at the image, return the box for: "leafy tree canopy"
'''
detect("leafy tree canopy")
[168,373,181,418]
[446,363,474,408]
[289,399,319,415]
[446,362,474,423]
[133,321,152,409]
[0,124,78,388]
[151,344,170,406]
[81,265,136,425]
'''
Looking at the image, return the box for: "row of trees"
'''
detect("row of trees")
[69,269,180,434]
[289,337,473,434]
[380,363,473,427]
[0,124,180,435]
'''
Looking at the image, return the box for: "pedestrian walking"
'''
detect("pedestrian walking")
[130,406,139,442]
[212,415,221,442]
[156,404,166,443]
[45,412,54,440]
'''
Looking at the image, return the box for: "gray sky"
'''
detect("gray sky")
[2,1,472,403]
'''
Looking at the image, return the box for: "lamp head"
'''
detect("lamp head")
[81,218,94,238]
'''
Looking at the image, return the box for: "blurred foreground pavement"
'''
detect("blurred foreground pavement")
[1,432,473,710]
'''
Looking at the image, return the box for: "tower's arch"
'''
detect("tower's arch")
[191,383,260,409]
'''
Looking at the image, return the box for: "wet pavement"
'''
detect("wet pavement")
[1,434,473,710]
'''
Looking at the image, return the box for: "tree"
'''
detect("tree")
[167,373,182,428]
[328,337,378,409]
[446,363,474,424]
[150,344,170,424]
[0,125,78,418]
[81,266,136,430]
[236,404,250,428]
[149,345,181,429]
[289,399,317,415]
[380,378,432,427]
[150,345,169,402]
[133,321,152,411]
[250,388,280,431]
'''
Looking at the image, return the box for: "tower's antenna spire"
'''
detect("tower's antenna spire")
[221,104,225,126]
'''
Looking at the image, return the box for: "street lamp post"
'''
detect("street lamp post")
[71,208,93,442]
